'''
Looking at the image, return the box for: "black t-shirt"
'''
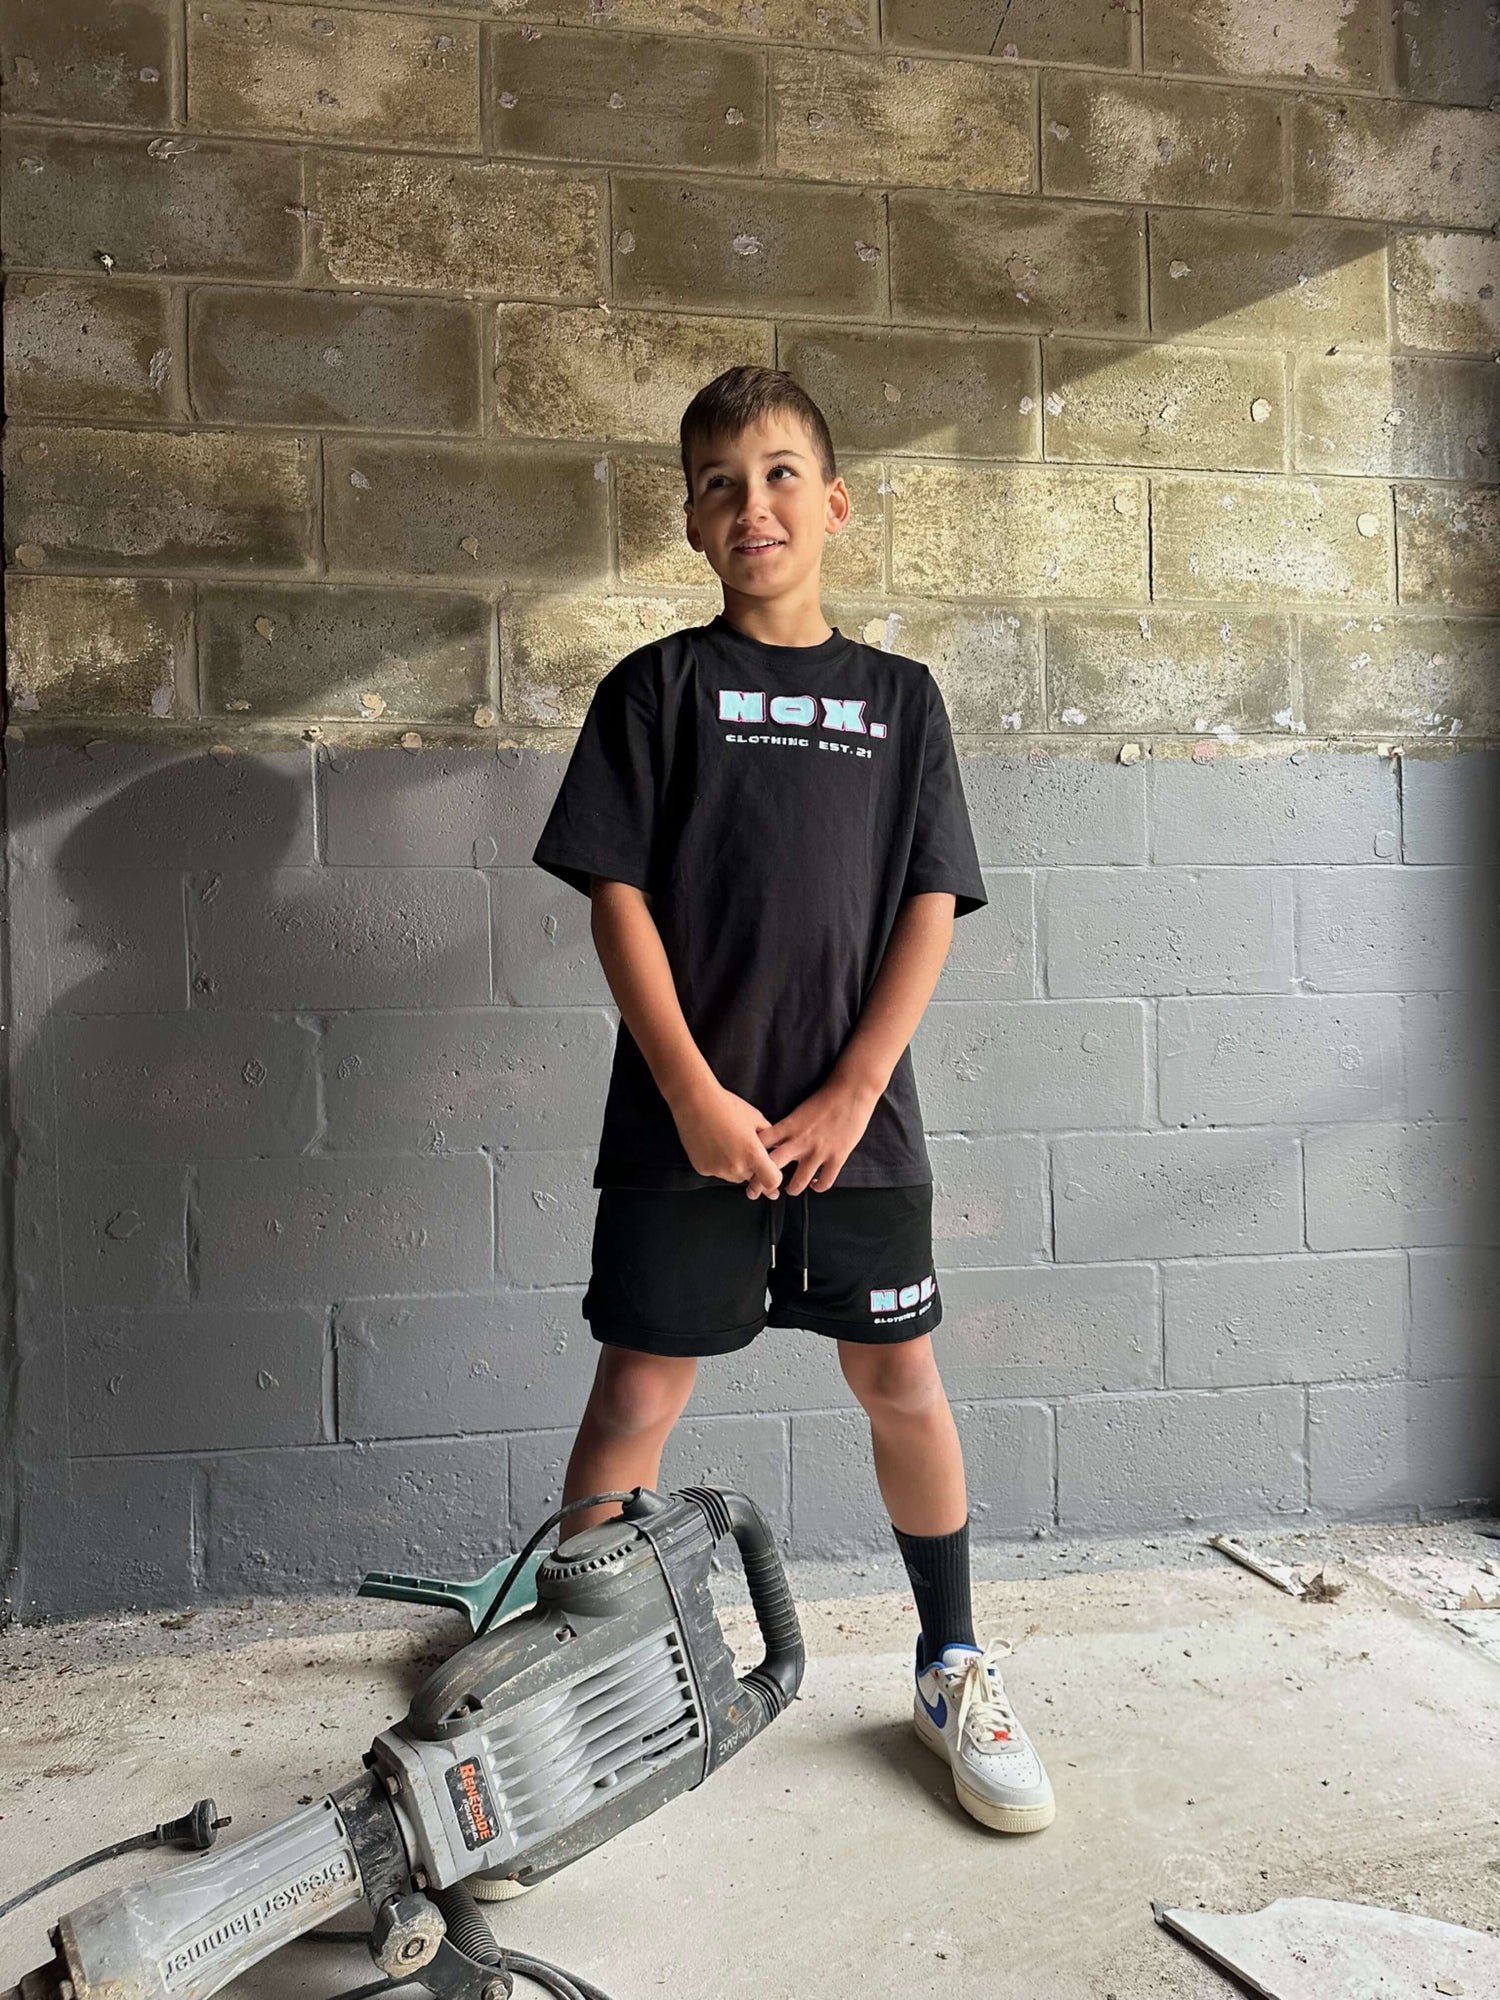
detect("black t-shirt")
[531,610,987,1190]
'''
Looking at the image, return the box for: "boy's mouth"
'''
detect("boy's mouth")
[731,536,786,558]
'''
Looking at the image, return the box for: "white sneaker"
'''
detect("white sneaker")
[912,1634,1056,1833]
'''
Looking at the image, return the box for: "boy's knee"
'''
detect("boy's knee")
[839,1338,943,1420]
[587,1348,697,1436]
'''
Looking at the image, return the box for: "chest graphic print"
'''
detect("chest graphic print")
[717,688,887,759]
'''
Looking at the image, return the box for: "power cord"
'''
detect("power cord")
[0,1800,230,1923]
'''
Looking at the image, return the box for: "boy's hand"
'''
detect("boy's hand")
[670,1080,784,1199]
[757,1076,881,1197]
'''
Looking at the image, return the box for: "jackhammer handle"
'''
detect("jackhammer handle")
[683,1486,804,1712]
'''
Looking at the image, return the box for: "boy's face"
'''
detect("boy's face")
[683,411,849,598]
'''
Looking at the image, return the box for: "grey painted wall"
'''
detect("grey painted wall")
[3,741,1498,1621]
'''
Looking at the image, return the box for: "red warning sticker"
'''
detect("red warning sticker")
[445,1756,500,1849]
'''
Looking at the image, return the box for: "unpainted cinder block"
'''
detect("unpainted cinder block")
[1046,608,1293,732]
[52,1013,319,1158]
[1045,339,1285,474]
[1396,484,1500,609]
[68,1306,325,1455]
[1143,0,1382,87]
[779,324,1040,460]
[938,1262,1159,1398]
[1305,1121,1500,1251]
[308,150,602,297]
[1298,865,1500,991]
[193,867,491,1010]
[192,289,482,432]
[929,1134,1049,1268]
[1042,72,1284,210]
[1164,1251,1405,1388]
[1148,212,1388,348]
[188,3,480,148]
[499,591,711,725]
[1158,993,1403,1126]
[324,437,608,584]
[1302,615,1500,738]
[199,582,490,722]
[488,27,765,170]
[891,192,1144,336]
[1053,1130,1301,1261]
[491,865,612,1006]
[2,129,303,280]
[1391,230,1500,356]
[612,173,885,317]
[494,304,770,443]
[1400,749,1500,866]
[893,463,1147,599]
[4,575,188,719]
[773,48,1034,192]
[1148,753,1399,865]
[337,1290,595,1438]
[203,1438,512,1593]
[1150,474,1393,605]
[1410,1247,1500,1379]
[195,1155,495,1304]
[934,870,1035,999]
[1,0,173,122]
[321,1007,617,1151]
[4,277,177,421]
[57,1161,187,1310]
[1394,0,1500,110]
[914,998,1147,1131]
[791,1402,1052,1554]
[478,0,874,43]
[1292,95,1500,230]
[617,453,883,587]
[850,602,1043,734]
[1058,1385,1306,1529]
[1043,867,1294,998]
[494,1147,596,1284]
[1295,353,1500,482]
[883,0,1134,68]
[4,423,316,572]
[1309,1377,1500,1513]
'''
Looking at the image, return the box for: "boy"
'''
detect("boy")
[531,365,1054,1835]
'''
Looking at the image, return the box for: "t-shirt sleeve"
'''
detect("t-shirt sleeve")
[903,673,987,918]
[532,652,661,897]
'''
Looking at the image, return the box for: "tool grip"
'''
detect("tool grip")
[680,1486,804,1714]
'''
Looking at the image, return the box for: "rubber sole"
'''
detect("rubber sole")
[913,1704,1057,1834]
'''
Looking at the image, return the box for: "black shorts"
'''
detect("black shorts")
[581,1182,941,1357]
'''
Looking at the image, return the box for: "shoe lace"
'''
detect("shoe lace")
[952,1636,1019,1749]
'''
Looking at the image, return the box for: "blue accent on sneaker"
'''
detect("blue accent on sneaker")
[917,1682,948,1729]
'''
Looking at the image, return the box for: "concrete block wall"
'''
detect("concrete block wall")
[2,0,1498,1613]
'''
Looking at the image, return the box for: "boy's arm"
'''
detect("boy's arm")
[589,879,783,1198]
[760,891,956,1197]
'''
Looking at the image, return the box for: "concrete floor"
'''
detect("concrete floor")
[2,1521,1498,2000]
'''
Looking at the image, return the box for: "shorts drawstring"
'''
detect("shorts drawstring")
[767,1185,812,1291]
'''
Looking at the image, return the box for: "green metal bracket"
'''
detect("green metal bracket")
[357,1550,547,1634]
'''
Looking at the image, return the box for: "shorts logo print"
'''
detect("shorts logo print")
[869,1274,937,1317]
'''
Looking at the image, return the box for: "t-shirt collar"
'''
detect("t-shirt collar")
[706,609,854,668]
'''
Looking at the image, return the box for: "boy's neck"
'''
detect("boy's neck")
[718,580,834,650]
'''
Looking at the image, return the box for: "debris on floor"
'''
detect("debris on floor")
[1208,1535,1312,1597]
[1154,1896,1500,2000]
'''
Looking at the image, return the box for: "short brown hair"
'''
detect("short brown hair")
[679,365,837,499]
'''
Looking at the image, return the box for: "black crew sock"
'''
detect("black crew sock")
[892,1518,978,1671]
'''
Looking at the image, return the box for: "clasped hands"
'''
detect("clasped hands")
[671,1070,881,1199]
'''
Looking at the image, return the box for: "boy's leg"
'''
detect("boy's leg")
[836,1336,977,1663]
[561,1345,699,1536]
